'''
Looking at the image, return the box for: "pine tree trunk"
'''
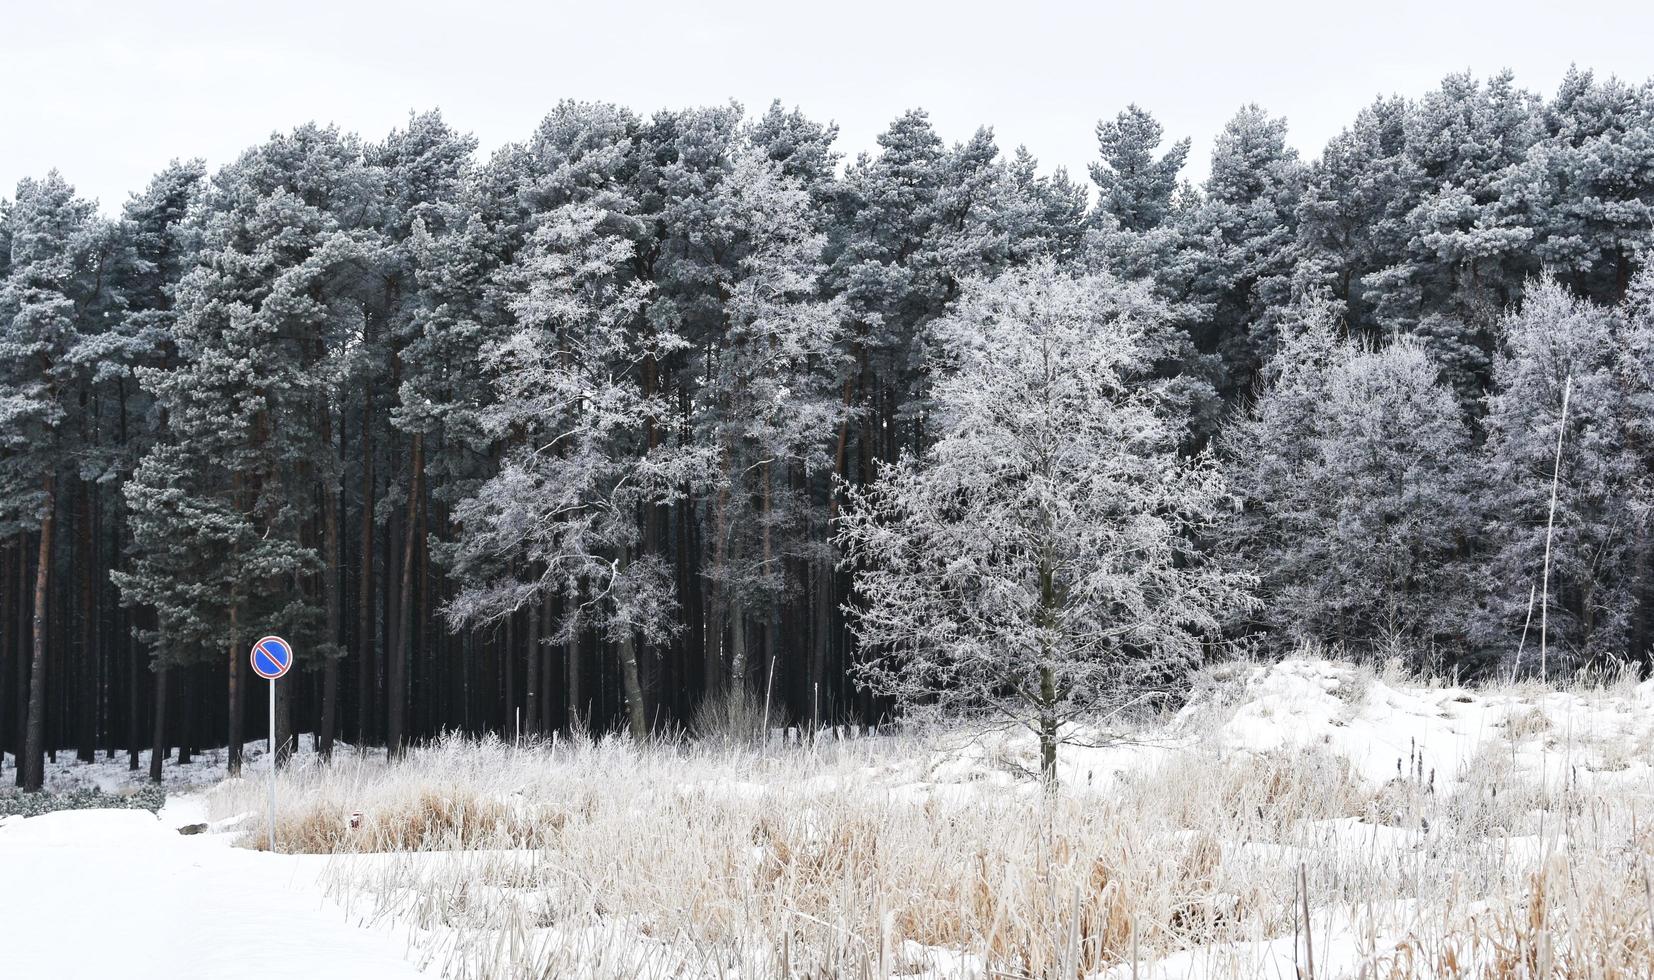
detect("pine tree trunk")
[14,536,28,788]
[382,502,397,742]
[618,631,647,741]
[614,549,648,740]
[77,483,96,763]
[227,603,243,776]
[417,494,431,738]
[127,627,141,771]
[176,665,193,765]
[357,390,376,748]
[729,597,748,692]
[503,612,516,740]
[319,413,342,761]
[275,675,292,768]
[542,595,556,733]
[387,433,423,759]
[765,467,785,722]
[674,499,693,724]
[708,480,731,692]
[148,664,167,783]
[0,540,11,776]
[524,590,540,737]
[811,553,831,734]
[22,476,56,793]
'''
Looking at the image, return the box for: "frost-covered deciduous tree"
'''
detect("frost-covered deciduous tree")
[838,262,1255,781]
[1221,302,1481,661]
[1477,279,1654,670]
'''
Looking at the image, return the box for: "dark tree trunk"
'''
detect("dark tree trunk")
[148,664,167,783]
[275,673,293,768]
[0,540,11,775]
[566,585,582,732]
[387,433,423,759]
[127,628,141,771]
[382,500,397,747]
[176,666,193,766]
[616,550,648,741]
[416,494,431,738]
[1039,665,1058,787]
[503,612,516,740]
[77,483,96,763]
[524,592,540,737]
[541,593,555,734]
[227,603,243,776]
[357,385,376,748]
[319,410,343,761]
[14,535,28,787]
[812,553,831,735]
[23,476,56,793]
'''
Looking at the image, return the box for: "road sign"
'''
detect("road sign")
[250,636,293,680]
[249,635,293,853]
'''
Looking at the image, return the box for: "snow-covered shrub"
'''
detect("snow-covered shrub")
[0,784,166,818]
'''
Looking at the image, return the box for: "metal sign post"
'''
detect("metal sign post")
[249,635,294,852]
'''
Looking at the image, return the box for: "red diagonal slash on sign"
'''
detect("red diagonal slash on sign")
[255,640,287,676]
[253,641,282,674]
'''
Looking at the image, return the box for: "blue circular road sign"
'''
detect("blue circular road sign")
[250,636,294,680]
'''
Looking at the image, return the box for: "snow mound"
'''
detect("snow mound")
[0,807,160,846]
[1182,657,1654,789]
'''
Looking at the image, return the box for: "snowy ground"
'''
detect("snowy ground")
[0,798,424,979]
[5,657,1654,978]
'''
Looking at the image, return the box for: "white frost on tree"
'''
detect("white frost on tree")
[1477,277,1654,668]
[445,196,706,739]
[1221,300,1481,662]
[837,261,1256,781]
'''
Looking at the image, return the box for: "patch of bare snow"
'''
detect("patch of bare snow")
[0,793,427,979]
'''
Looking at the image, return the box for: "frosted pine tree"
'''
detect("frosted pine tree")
[0,173,105,790]
[1502,69,1654,303]
[1179,104,1305,400]
[1293,97,1413,335]
[1365,71,1541,344]
[1088,105,1189,234]
[838,262,1255,782]
[373,110,482,757]
[445,188,703,740]
[118,125,374,772]
[689,145,843,693]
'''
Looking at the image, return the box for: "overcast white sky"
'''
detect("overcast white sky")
[5,0,1653,212]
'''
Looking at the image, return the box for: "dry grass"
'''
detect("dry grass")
[206,665,1654,979]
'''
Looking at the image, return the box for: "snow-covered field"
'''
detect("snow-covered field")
[6,656,1654,978]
